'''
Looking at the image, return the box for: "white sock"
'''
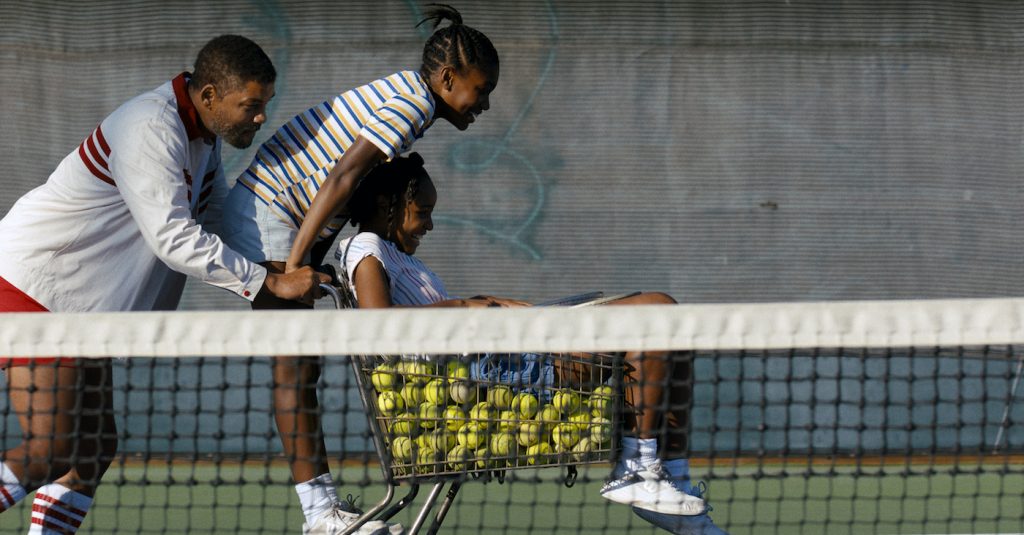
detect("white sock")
[27,483,93,534]
[637,438,659,468]
[0,461,28,512]
[295,473,340,526]
[623,437,658,472]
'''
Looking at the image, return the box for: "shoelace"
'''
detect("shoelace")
[340,494,364,515]
[688,481,713,513]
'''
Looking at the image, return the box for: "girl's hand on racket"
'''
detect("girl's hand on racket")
[465,295,531,308]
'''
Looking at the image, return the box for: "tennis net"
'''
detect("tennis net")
[1,298,1023,534]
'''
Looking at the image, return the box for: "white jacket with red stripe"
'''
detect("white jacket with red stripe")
[0,73,267,312]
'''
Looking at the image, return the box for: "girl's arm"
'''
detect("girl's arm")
[285,136,385,272]
[352,256,525,309]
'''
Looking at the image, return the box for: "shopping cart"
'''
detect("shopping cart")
[320,286,629,535]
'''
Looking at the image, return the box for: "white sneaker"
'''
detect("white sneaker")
[632,482,727,534]
[633,506,727,535]
[302,502,405,535]
[600,462,706,515]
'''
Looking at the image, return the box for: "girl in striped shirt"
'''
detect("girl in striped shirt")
[336,155,728,535]
[220,5,499,533]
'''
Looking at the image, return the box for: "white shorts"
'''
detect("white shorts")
[221,185,300,264]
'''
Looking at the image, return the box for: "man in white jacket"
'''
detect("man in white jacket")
[0,35,334,534]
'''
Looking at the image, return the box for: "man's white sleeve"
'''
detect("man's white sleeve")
[108,117,266,301]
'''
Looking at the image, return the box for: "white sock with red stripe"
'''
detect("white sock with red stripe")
[28,483,92,534]
[0,461,27,513]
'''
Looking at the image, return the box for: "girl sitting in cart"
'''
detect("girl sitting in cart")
[333,154,727,535]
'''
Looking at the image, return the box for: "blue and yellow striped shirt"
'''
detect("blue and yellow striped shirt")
[238,70,436,236]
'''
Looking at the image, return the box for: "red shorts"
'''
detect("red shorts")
[0,276,71,368]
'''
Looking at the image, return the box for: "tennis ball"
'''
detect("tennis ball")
[371,363,399,392]
[449,381,477,404]
[552,422,582,449]
[489,431,516,457]
[589,385,615,417]
[590,417,612,444]
[447,444,471,471]
[536,404,561,425]
[568,410,592,432]
[496,410,519,431]
[377,390,405,416]
[425,428,455,452]
[571,437,595,462]
[525,442,553,465]
[400,383,425,408]
[486,385,514,410]
[415,443,439,474]
[388,411,418,437]
[474,447,492,469]
[418,402,441,429]
[517,421,545,447]
[446,360,470,380]
[468,401,496,426]
[552,390,582,414]
[456,422,488,449]
[511,392,539,419]
[423,378,448,406]
[442,405,467,432]
[391,436,414,462]
[415,432,431,450]
[403,361,433,385]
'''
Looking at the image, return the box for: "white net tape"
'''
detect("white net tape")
[3,297,1024,358]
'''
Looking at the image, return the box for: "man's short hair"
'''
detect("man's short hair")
[191,35,276,92]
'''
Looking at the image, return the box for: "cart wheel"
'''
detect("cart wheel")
[563,465,578,488]
[495,470,506,484]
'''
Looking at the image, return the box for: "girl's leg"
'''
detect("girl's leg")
[271,355,329,483]
[604,292,678,441]
[598,293,706,516]
[256,261,361,531]
[254,260,330,484]
[663,351,694,458]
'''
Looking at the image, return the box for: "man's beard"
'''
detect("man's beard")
[210,114,258,149]
[219,122,259,149]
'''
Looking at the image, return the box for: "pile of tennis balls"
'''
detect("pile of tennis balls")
[369,359,617,476]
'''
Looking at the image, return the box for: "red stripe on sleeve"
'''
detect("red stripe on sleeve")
[198,184,214,203]
[85,135,110,173]
[78,144,115,187]
[94,125,111,155]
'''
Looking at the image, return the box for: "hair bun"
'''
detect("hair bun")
[406,152,424,166]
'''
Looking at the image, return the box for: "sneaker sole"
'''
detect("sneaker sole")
[601,487,706,516]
